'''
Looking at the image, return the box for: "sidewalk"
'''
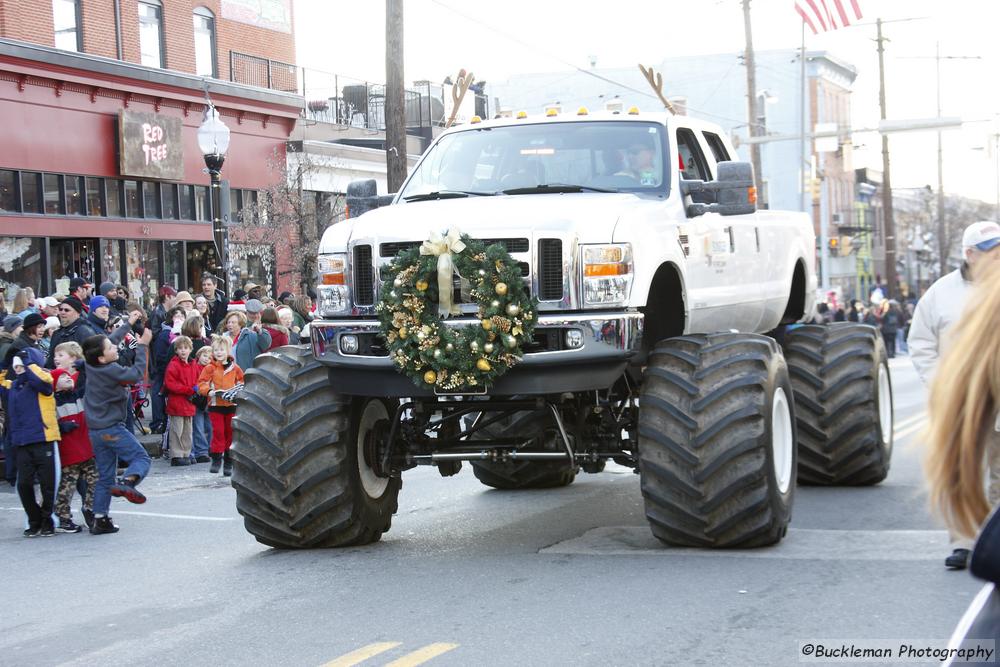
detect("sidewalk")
[134,431,232,494]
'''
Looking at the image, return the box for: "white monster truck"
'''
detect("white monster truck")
[231,108,893,549]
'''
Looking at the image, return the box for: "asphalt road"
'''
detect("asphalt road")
[0,355,985,666]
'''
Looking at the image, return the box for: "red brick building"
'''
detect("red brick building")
[0,0,302,307]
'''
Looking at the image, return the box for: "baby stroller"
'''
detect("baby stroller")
[131,382,151,436]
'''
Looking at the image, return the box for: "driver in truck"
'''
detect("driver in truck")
[616,139,657,185]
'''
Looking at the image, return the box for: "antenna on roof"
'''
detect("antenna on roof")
[638,64,676,115]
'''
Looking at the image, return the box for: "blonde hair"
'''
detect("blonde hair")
[196,346,213,363]
[925,259,1000,538]
[210,334,232,356]
[225,310,247,329]
[54,341,84,360]
[12,287,34,313]
[173,335,193,350]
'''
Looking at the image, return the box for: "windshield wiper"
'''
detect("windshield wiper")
[402,190,496,202]
[501,183,616,195]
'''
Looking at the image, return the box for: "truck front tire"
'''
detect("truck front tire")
[783,323,893,485]
[231,346,400,548]
[638,334,795,548]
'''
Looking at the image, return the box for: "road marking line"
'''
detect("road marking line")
[894,412,927,430]
[894,419,928,442]
[0,507,234,521]
[541,526,949,560]
[384,643,460,667]
[321,642,402,667]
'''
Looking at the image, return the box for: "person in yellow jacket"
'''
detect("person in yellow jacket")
[197,336,244,476]
[0,343,60,537]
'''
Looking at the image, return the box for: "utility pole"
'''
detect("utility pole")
[385,0,407,193]
[900,45,979,277]
[742,0,763,202]
[876,18,897,300]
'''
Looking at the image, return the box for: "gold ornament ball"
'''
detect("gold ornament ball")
[476,358,492,372]
[470,341,480,352]
[423,370,437,384]
[495,282,508,296]
[484,342,495,354]
[506,303,521,316]
[481,318,492,331]
[445,343,454,352]
[503,334,517,349]
[415,279,429,291]
[393,277,403,287]
[491,299,500,308]
[398,327,408,339]
[433,348,442,359]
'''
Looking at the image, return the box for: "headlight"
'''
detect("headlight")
[318,253,350,316]
[581,244,633,306]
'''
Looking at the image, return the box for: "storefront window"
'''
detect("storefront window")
[50,238,97,291]
[66,175,84,215]
[179,185,194,220]
[161,183,177,220]
[0,170,16,212]
[20,173,40,214]
[164,240,184,291]
[0,237,44,303]
[125,239,160,310]
[143,181,160,219]
[102,239,123,287]
[230,243,274,296]
[43,173,63,215]
[86,178,104,216]
[124,180,140,218]
[195,186,210,221]
[107,179,122,217]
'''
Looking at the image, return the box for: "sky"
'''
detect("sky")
[294,0,1000,205]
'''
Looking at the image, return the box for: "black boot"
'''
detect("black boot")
[222,450,233,477]
[209,453,222,474]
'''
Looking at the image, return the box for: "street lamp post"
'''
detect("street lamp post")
[197,103,231,291]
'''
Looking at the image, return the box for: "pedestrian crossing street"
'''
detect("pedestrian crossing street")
[321,642,459,667]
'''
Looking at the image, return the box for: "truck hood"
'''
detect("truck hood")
[320,192,654,251]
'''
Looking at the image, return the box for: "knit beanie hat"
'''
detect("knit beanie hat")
[22,313,45,330]
[2,315,22,333]
[62,296,84,313]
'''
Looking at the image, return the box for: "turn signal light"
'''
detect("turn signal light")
[748,186,757,204]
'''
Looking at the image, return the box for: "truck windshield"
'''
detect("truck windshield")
[398,121,668,200]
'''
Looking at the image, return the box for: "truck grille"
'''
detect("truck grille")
[379,238,530,257]
[353,244,375,305]
[537,238,563,301]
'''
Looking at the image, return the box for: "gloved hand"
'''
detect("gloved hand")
[58,421,79,434]
[192,385,199,393]
[126,335,138,350]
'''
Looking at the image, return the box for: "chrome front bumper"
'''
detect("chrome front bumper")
[309,311,644,397]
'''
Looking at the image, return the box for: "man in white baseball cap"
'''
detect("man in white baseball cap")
[909,220,1000,570]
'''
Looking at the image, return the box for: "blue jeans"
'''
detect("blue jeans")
[89,423,151,516]
[192,409,211,459]
[896,328,907,354]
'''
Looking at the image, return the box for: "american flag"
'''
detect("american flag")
[795,0,863,34]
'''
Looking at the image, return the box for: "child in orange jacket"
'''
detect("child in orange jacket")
[197,335,244,476]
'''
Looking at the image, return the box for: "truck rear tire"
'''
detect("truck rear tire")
[231,346,400,548]
[638,334,795,548]
[470,410,577,489]
[783,323,893,485]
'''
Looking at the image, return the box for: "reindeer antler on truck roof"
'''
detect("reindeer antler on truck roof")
[638,64,676,115]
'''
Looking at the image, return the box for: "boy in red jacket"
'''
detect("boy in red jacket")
[163,335,200,466]
[51,341,97,533]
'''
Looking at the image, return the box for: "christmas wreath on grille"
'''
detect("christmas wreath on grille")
[376,228,538,391]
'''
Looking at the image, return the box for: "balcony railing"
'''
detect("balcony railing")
[230,51,298,93]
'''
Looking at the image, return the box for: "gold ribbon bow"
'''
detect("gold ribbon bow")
[420,228,466,318]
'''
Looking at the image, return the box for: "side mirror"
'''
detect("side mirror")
[345,179,394,218]
[681,161,757,217]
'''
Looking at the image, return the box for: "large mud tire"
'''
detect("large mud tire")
[783,323,893,485]
[470,410,577,489]
[231,346,400,548]
[638,334,795,548]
